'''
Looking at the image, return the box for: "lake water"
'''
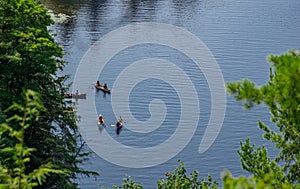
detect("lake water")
[45,0,300,188]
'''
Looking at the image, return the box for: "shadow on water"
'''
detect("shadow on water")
[43,0,86,46]
[43,0,86,14]
[85,0,109,42]
[122,0,159,22]
[82,0,160,42]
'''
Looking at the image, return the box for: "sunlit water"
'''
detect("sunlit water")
[46,0,300,187]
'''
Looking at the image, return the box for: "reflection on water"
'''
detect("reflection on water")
[44,0,300,187]
[43,0,85,14]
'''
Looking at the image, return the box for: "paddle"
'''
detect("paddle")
[110,121,126,127]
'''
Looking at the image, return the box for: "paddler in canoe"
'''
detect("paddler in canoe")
[115,116,123,135]
[103,83,108,89]
[95,80,101,87]
[98,114,106,127]
[94,81,111,93]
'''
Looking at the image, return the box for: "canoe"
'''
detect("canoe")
[97,121,105,127]
[97,118,105,126]
[64,93,87,99]
[95,84,111,93]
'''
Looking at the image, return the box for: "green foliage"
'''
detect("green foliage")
[0,90,66,189]
[222,171,298,189]
[105,159,300,189]
[227,50,300,185]
[0,0,63,103]
[0,0,98,188]
[105,161,218,189]
[237,138,285,186]
[157,160,218,189]
[111,176,143,189]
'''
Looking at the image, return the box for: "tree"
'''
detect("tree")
[111,177,144,189]
[0,90,65,188]
[157,160,218,189]
[0,0,97,188]
[227,50,300,186]
[222,171,297,189]
[109,160,218,189]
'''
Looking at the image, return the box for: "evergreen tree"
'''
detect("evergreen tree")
[0,90,66,189]
[0,0,97,188]
[227,50,300,186]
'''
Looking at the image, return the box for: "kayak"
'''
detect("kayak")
[64,93,86,99]
[95,84,111,93]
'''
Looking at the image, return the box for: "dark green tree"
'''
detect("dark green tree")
[110,177,143,189]
[0,90,66,188]
[0,0,97,188]
[109,160,218,189]
[157,160,218,189]
[227,50,300,186]
[222,170,297,189]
